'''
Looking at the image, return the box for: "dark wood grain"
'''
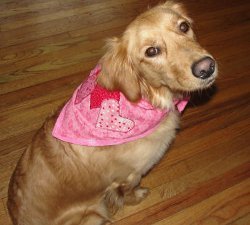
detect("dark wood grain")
[0,0,249,224]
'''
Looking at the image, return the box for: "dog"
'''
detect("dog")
[7,1,217,225]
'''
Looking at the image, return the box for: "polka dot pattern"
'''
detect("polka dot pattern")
[96,99,134,133]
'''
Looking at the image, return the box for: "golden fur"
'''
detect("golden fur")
[8,1,217,225]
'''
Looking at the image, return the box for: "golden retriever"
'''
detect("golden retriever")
[8,1,217,225]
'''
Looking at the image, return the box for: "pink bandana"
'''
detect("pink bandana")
[52,65,189,146]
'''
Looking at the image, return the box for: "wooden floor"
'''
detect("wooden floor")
[0,0,250,224]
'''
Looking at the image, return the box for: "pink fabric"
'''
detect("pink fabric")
[52,65,189,146]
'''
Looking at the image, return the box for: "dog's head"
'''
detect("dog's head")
[98,1,218,108]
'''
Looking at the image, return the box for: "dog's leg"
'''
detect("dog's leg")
[104,181,124,215]
[120,173,141,192]
[123,186,150,205]
[120,173,149,205]
[104,172,149,214]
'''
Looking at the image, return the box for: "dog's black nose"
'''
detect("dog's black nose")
[191,56,215,79]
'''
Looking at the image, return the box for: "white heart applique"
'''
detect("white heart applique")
[96,99,134,133]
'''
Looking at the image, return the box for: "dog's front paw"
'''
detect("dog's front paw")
[120,173,141,192]
[124,187,150,205]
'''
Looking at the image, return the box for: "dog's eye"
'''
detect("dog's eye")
[145,47,161,57]
[179,21,190,33]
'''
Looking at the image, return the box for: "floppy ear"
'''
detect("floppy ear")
[164,1,185,12]
[97,37,141,102]
[164,1,192,22]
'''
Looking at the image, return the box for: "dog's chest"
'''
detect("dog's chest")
[117,112,179,175]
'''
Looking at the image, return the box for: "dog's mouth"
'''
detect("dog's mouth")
[198,76,216,90]
[206,77,215,85]
[199,64,218,89]
[205,67,218,87]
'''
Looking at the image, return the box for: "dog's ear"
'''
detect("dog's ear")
[164,1,192,22]
[163,1,185,11]
[97,37,141,102]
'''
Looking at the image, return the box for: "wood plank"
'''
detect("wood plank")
[113,163,250,224]
[113,123,250,216]
[0,61,96,95]
[0,0,136,31]
[0,0,147,48]
[153,179,250,225]
[0,1,59,18]
[113,147,250,222]
[229,213,250,225]
[0,198,11,225]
